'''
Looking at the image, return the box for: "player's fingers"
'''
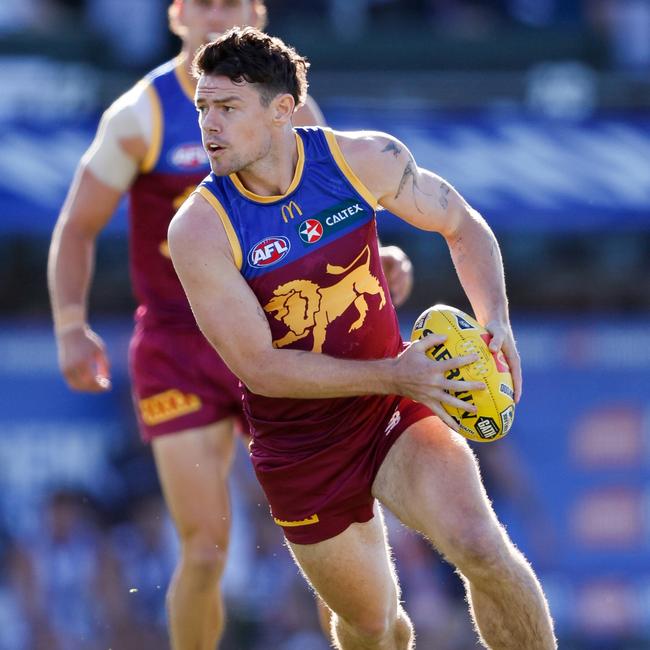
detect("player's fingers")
[488,331,505,353]
[500,339,523,402]
[437,391,477,412]
[436,353,478,371]
[63,367,92,391]
[443,379,486,392]
[94,350,112,390]
[509,354,523,402]
[412,333,447,351]
[428,402,461,433]
[64,363,109,393]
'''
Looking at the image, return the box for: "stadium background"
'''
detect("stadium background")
[1,1,649,648]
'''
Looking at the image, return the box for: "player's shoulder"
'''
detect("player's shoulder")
[331,129,404,159]
[168,187,234,265]
[102,78,151,126]
[143,58,178,81]
[102,59,176,123]
[330,129,409,195]
[173,186,214,221]
[169,185,222,240]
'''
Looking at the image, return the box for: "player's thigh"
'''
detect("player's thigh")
[152,418,236,541]
[372,416,501,561]
[288,505,399,628]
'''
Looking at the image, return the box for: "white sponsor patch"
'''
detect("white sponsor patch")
[500,406,515,434]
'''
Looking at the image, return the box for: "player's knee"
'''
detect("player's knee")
[180,530,228,576]
[337,604,398,644]
[445,516,510,581]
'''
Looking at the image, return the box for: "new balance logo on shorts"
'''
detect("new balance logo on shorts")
[385,409,401,435]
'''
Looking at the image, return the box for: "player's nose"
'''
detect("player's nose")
[206,4,232,30]
[202,108,223,133]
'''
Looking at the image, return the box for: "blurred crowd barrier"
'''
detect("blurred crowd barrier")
[3,102,649,234]
[1,317,649,649]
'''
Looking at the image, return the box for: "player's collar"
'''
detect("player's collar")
[229,131,305,204]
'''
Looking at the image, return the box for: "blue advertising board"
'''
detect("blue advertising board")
[1,107,649,234]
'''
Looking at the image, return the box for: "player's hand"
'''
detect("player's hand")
[394,335,485,433]
[379,245,413,307]
[56,327,112,393]
[484,319,522,403]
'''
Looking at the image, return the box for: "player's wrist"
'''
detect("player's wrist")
[53,303,87,337]
[375,356,401,396]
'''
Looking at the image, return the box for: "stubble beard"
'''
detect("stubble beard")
[211,136,272,178]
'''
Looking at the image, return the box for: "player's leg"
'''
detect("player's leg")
[316,597,333,640]
[288,505,413,650]
[152,418,236,650]
[373,416,556,650]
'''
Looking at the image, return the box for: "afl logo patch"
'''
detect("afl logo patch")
[248,236,291,268]
[298,219,323,244]
[169,143,208,169]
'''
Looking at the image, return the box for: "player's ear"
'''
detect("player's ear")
[253,0,268,30]
[271,93,295,125]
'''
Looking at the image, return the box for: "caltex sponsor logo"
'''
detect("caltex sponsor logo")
[298,219,323,244]
[295,199,368,247]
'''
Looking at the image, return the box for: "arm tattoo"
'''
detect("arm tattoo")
[439,182,450,210]
[395,160,417,201]
[395,157,435,214]
[381,142,402,158]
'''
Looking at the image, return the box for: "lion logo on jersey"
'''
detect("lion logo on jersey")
[264,245,386,352]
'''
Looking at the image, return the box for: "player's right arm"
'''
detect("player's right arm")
[47,84,151,392]
[169,193,484,430]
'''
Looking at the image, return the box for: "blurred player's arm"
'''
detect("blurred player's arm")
[293,100,413,306]
[47,85,151,392]
[168,193,482,429]
[335,131,522,400]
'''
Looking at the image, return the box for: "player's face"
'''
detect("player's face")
[196,75,274,176]
[177,0,259,47]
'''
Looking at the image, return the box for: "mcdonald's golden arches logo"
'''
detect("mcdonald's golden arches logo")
[281,200,302,224]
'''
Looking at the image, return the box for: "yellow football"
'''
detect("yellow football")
[411,304,515,442]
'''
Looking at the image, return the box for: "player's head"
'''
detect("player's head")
[193,27,309,176]
[169,0,267,52]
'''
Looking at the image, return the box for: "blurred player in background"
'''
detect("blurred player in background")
[47,1,412,648]
[169,28,556,650]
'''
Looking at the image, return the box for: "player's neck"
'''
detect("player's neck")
[176,49,198,92]
[234,130,300,198]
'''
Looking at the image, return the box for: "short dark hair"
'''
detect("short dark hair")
[192,27,309,107]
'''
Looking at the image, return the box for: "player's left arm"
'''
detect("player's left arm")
[293,102,414,306]
[337,131,522,400]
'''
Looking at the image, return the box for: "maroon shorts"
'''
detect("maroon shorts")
[129,324,243,442]
[251,396,432,545]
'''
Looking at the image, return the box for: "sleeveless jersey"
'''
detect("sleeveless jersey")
[129,59,210,326]
[198,127,403,454]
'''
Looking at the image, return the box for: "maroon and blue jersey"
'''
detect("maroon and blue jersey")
[198,127,403,454]
[129,59,210,326]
